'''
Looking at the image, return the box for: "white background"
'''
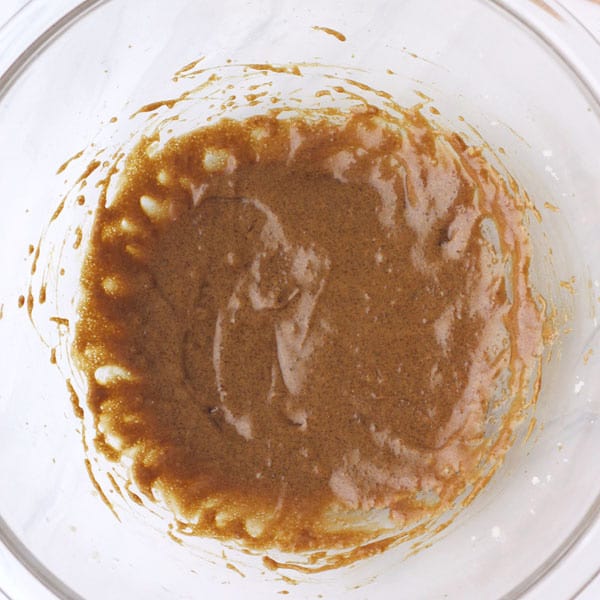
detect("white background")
[0,1,599,598]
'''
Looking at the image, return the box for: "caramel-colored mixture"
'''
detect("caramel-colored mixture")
[74,106,543,552]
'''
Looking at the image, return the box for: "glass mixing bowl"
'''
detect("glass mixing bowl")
[1,0,599,598]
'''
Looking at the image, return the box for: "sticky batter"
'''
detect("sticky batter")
[74,106,543,552]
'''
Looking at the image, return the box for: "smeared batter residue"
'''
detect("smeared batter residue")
[27,62,546,571]
[72,100,544,558]
[312,26,347,42]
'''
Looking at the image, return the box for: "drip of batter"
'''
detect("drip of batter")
[74,106,543,552]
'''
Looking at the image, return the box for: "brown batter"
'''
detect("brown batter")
[74,105,543,553]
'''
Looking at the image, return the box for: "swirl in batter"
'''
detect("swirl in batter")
[74,105,543,553]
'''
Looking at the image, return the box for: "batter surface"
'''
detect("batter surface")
[74,106,543,552]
